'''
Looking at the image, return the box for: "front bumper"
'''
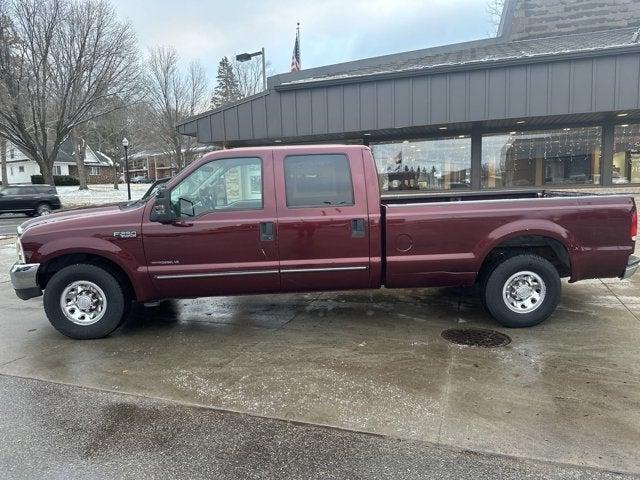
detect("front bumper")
[621,255,640,280]
[10,263,42,300]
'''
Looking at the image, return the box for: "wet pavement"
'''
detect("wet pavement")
[0,241,640,477]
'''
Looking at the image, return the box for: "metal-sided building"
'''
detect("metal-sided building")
[177,0,640,193]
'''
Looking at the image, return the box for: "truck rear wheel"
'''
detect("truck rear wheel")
[43,264,129,339]
[482,254,560,328]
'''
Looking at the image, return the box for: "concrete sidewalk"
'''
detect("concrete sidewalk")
[0,374,633,480]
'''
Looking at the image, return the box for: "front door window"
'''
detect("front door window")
[170,157,263,217]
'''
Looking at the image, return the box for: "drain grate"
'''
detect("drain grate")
[441,328,511,348]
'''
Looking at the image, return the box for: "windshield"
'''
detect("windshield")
[119,177,171,209]
[142,177,170,200]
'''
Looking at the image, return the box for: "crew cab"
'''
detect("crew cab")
[9,145,639,339]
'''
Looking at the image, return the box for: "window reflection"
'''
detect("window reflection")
[613,124,640,184]
[284,154,354,207]
[170,157,263,217]
[372,137,471,191]
[482,127,601,188]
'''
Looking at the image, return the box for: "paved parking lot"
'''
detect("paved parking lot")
[0,214,27,236]
[0,240,639,478]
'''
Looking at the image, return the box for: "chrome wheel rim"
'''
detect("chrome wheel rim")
[38,207,51,215]
[502,271,546,314]
[60,281,107,326]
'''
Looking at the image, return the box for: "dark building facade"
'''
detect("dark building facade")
[177,0,640,193]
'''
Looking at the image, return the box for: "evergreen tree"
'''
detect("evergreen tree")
[211,56,241,109]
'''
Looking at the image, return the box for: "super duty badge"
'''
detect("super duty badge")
[113,231,137,239]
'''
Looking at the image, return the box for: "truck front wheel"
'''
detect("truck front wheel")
[43,264,129,339]
[482,254,561,328]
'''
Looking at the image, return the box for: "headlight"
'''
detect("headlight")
[16,238,25,264]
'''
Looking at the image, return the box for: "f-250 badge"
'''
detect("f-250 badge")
[113,231,137,239]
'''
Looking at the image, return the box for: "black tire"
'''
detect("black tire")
[43,264,129,339]
[482,254,561,328]
[36,202,52,216]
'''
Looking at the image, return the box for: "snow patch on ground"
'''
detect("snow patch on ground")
[57,184,148,207]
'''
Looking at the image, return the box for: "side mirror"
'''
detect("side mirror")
[178,197,195,217]
[149,188,175,223]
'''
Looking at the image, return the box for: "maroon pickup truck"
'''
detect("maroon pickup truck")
[10,145,639,339]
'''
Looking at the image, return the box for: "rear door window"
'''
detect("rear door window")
[1,187,20,195]
[283,154,354,207]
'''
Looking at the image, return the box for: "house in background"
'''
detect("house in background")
[1,138,114,185]
[127,144,217,180]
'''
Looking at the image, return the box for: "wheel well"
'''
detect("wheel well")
[479,235,571,280]
[37,253,136,300]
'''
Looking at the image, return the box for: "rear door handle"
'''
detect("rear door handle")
[260,222,274,241]
[351,218,365,238]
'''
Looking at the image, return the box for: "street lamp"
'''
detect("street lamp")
[122,137,131,201]
[236,48,266,91]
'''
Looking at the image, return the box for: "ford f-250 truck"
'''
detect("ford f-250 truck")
[9,145,640,339]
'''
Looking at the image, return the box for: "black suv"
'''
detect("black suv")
[0,185,62,216]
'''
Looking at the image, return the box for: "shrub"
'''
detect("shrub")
[31,175,79,186]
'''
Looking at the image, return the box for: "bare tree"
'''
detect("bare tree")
[84,104,126,189]
[71,129,88,189]
[487,0,506,35]
[210,55,274,109]
[0,0,140,186]
[85,100,162,188]
[233,57,273,99]
[145,46,208,171]
[0,137,7,185]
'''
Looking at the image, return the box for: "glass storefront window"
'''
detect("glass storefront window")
[372,137,471,191]
[613,124,640,184]
[482,127,601,188]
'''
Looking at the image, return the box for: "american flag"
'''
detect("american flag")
[290,25,301,72]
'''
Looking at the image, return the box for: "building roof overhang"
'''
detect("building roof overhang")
[176,27,640,147]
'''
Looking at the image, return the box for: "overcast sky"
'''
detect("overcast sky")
[110,0,496,79]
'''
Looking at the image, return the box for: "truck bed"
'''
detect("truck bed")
[381,190,635,289]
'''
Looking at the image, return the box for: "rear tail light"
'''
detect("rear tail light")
[632,208,638,242]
